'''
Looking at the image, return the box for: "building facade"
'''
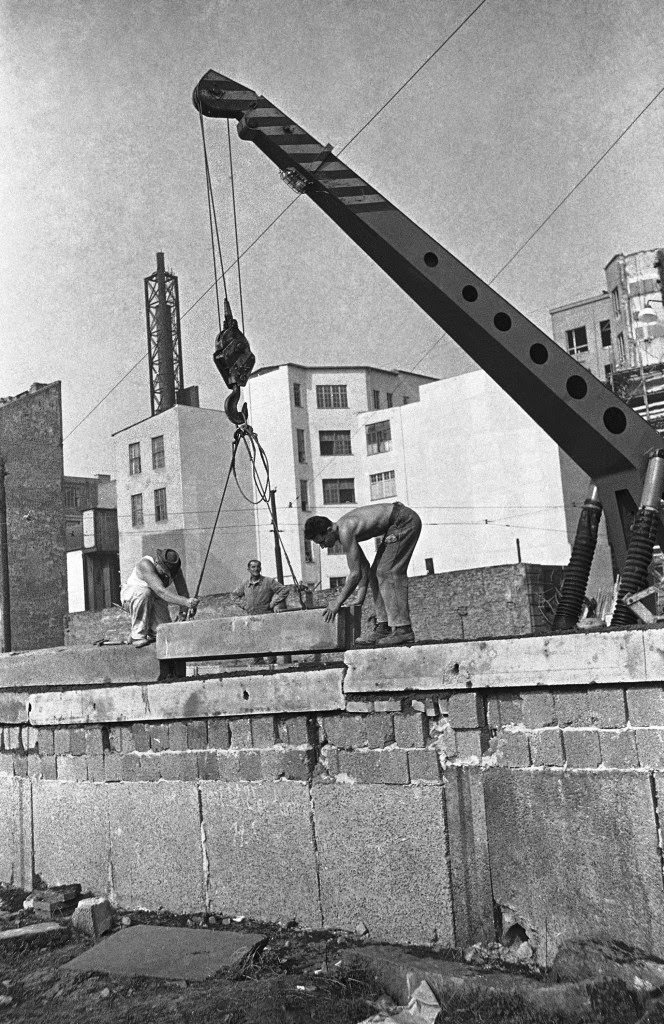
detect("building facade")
[0,382,67,650]
[114,403,256,596]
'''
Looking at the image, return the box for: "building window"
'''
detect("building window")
[366,420,392,455]
[154,487,168,523]
[565,326,588,355]
[151,435,165,469]
[372,389,380,410]
[319,430,352,456]
[323,478,355,504]
[600,320,612,347]
[369,470,396,501]
[403,396,410,405]
[386,392,393,408]
[329,576,347,590]
[293,382,302,407]
[612,287,620,315]
[300,480,309,511]
[316,384,348,409]
[304,538,314,563]
[327,540,344,555]
[296,428,306,463]
[425,557,434,574]
[128,442,141,476]
[131,493,144,528]
[617,332,625,360]
[64,486,79,510]
[604,364,612,382]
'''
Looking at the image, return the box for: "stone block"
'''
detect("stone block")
[529,728,564,768]
[135,755,161,782]
[377,749,409,785]
[588,687,627,729]
[322,713,367,749]
[13,752,27,777]
[563,729,601,768]
[38,728,54,756]
[485,769,664,961]
[104,753,122,782]
[69,728,86,756]
[56,755,88,781]
[108,782,204,914]
[40,756,57,780]
[276,715,311,747]
[281,749,315,781]
[393,713,427,749]
[217,751,240,782]
[454,730,485,761]
[338,749,381,784]
[0,643,161,690]
[54,728,70,756]
[348,700,374,713]
[448,692,486,730]
[157,607,358,659]
[374,699,403,713]
[131,724,150,753]
[495,730,530,768]
[599,730,639,769]
[250,716,276,748]
[0,693,28,724]
[147,724,169,752]
[314,784,452,944]
[553,688,591,727]
[87,755,106,782]
[107,726,123,753]
[238,751,262,782]
[72,897,114,940]
[121,754,140,781]
[230,717,253,749]
[344,630,647,692]
[117,726,135,752]
[0,753,13,776]
[443,766,494,946]
[187,720,207,750]
[365,713,394,749]
[635,728,664,768]
[522,692,556,729]
[85,727,104,756]
[407,748,441,783]
[207,719,231,750]
[33,781,109,894]
[626,687,664,728]
[201,780,321,927]
[168,722,188,750]
[0,777,33,888]
[28,669,345,725]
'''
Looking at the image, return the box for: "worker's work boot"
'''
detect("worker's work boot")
[132,636,155,648]
[376,626,416,647]
[354,620,390,648]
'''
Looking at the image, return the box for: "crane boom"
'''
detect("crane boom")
[194,69,663,568]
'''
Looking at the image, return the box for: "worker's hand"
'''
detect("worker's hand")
[271,604,284,613]
[323,601,341,622]
[186,597,199,619]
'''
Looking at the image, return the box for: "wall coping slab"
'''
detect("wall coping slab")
[0,645,163,690]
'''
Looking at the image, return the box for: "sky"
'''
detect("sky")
[2,0,664,478]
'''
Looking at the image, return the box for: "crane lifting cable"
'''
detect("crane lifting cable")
[193,102,305,608]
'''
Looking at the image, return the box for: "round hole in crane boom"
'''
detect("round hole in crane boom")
[494,312,512,332]
[529,343,548,364]
[423,252,438,267]
[462,285,478,302]
[566,376,588,400]
[603,408,627,434]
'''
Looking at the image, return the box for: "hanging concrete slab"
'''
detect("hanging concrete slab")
[63,924,267,981]
[156,607,360,660]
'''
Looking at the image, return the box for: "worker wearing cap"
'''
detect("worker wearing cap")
[120,548,199,647]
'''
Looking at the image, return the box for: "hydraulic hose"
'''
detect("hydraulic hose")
[552,489,602,631]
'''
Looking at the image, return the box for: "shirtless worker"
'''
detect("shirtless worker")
[120,548,199,647]
[304,501,422,647]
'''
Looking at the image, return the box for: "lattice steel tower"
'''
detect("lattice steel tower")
[144,252,184,415]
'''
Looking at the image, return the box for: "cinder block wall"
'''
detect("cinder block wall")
[4,626,664,963]
[64,563,564,645]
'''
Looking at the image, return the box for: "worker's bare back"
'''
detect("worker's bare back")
[336,503,396,546]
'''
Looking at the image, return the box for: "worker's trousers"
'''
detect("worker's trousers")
[120,583,172,642]
[369,503,422,628]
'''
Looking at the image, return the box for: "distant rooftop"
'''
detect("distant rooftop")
[550,293,609,315]
[0,382,57,407]
[250,362,437,382]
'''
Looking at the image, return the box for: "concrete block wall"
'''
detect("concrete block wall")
[4,625,664,961]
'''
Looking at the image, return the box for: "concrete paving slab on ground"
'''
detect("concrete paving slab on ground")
[313,784,453,945]
[107,783,205,914]
[201,781,322,928]
[484,768,664,963]
[63,924,266,980]
[156,607,358,660]
[0,644,163,690]
[32,782,110,895]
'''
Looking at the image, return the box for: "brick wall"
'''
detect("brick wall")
[65,562,564,645]
[0,383,67,649]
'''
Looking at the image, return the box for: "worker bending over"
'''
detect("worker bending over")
[121,548,199,647]
[304,501,422,647]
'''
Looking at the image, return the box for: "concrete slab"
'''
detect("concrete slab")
[107,783,204,914]
[0,777,33,889]
[157,607,360,660]
[443,767,494,946]
[63,924,266,980]
[0,692,28,724]
[642,630,664,681]
[0,645,163,690]
[201,781,321,928]
[0,922,63,944]
[344,630,647,692]
[28,668,344,726]
[313,784,453,945]
[484,768,664,963]
[32,782,110,895]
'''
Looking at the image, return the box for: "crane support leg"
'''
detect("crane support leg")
[552,487,603,632]
[611,449,664,628]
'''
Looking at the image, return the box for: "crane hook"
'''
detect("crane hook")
[224,384,248,425]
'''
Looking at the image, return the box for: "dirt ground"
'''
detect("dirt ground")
[0,900,653,1024]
